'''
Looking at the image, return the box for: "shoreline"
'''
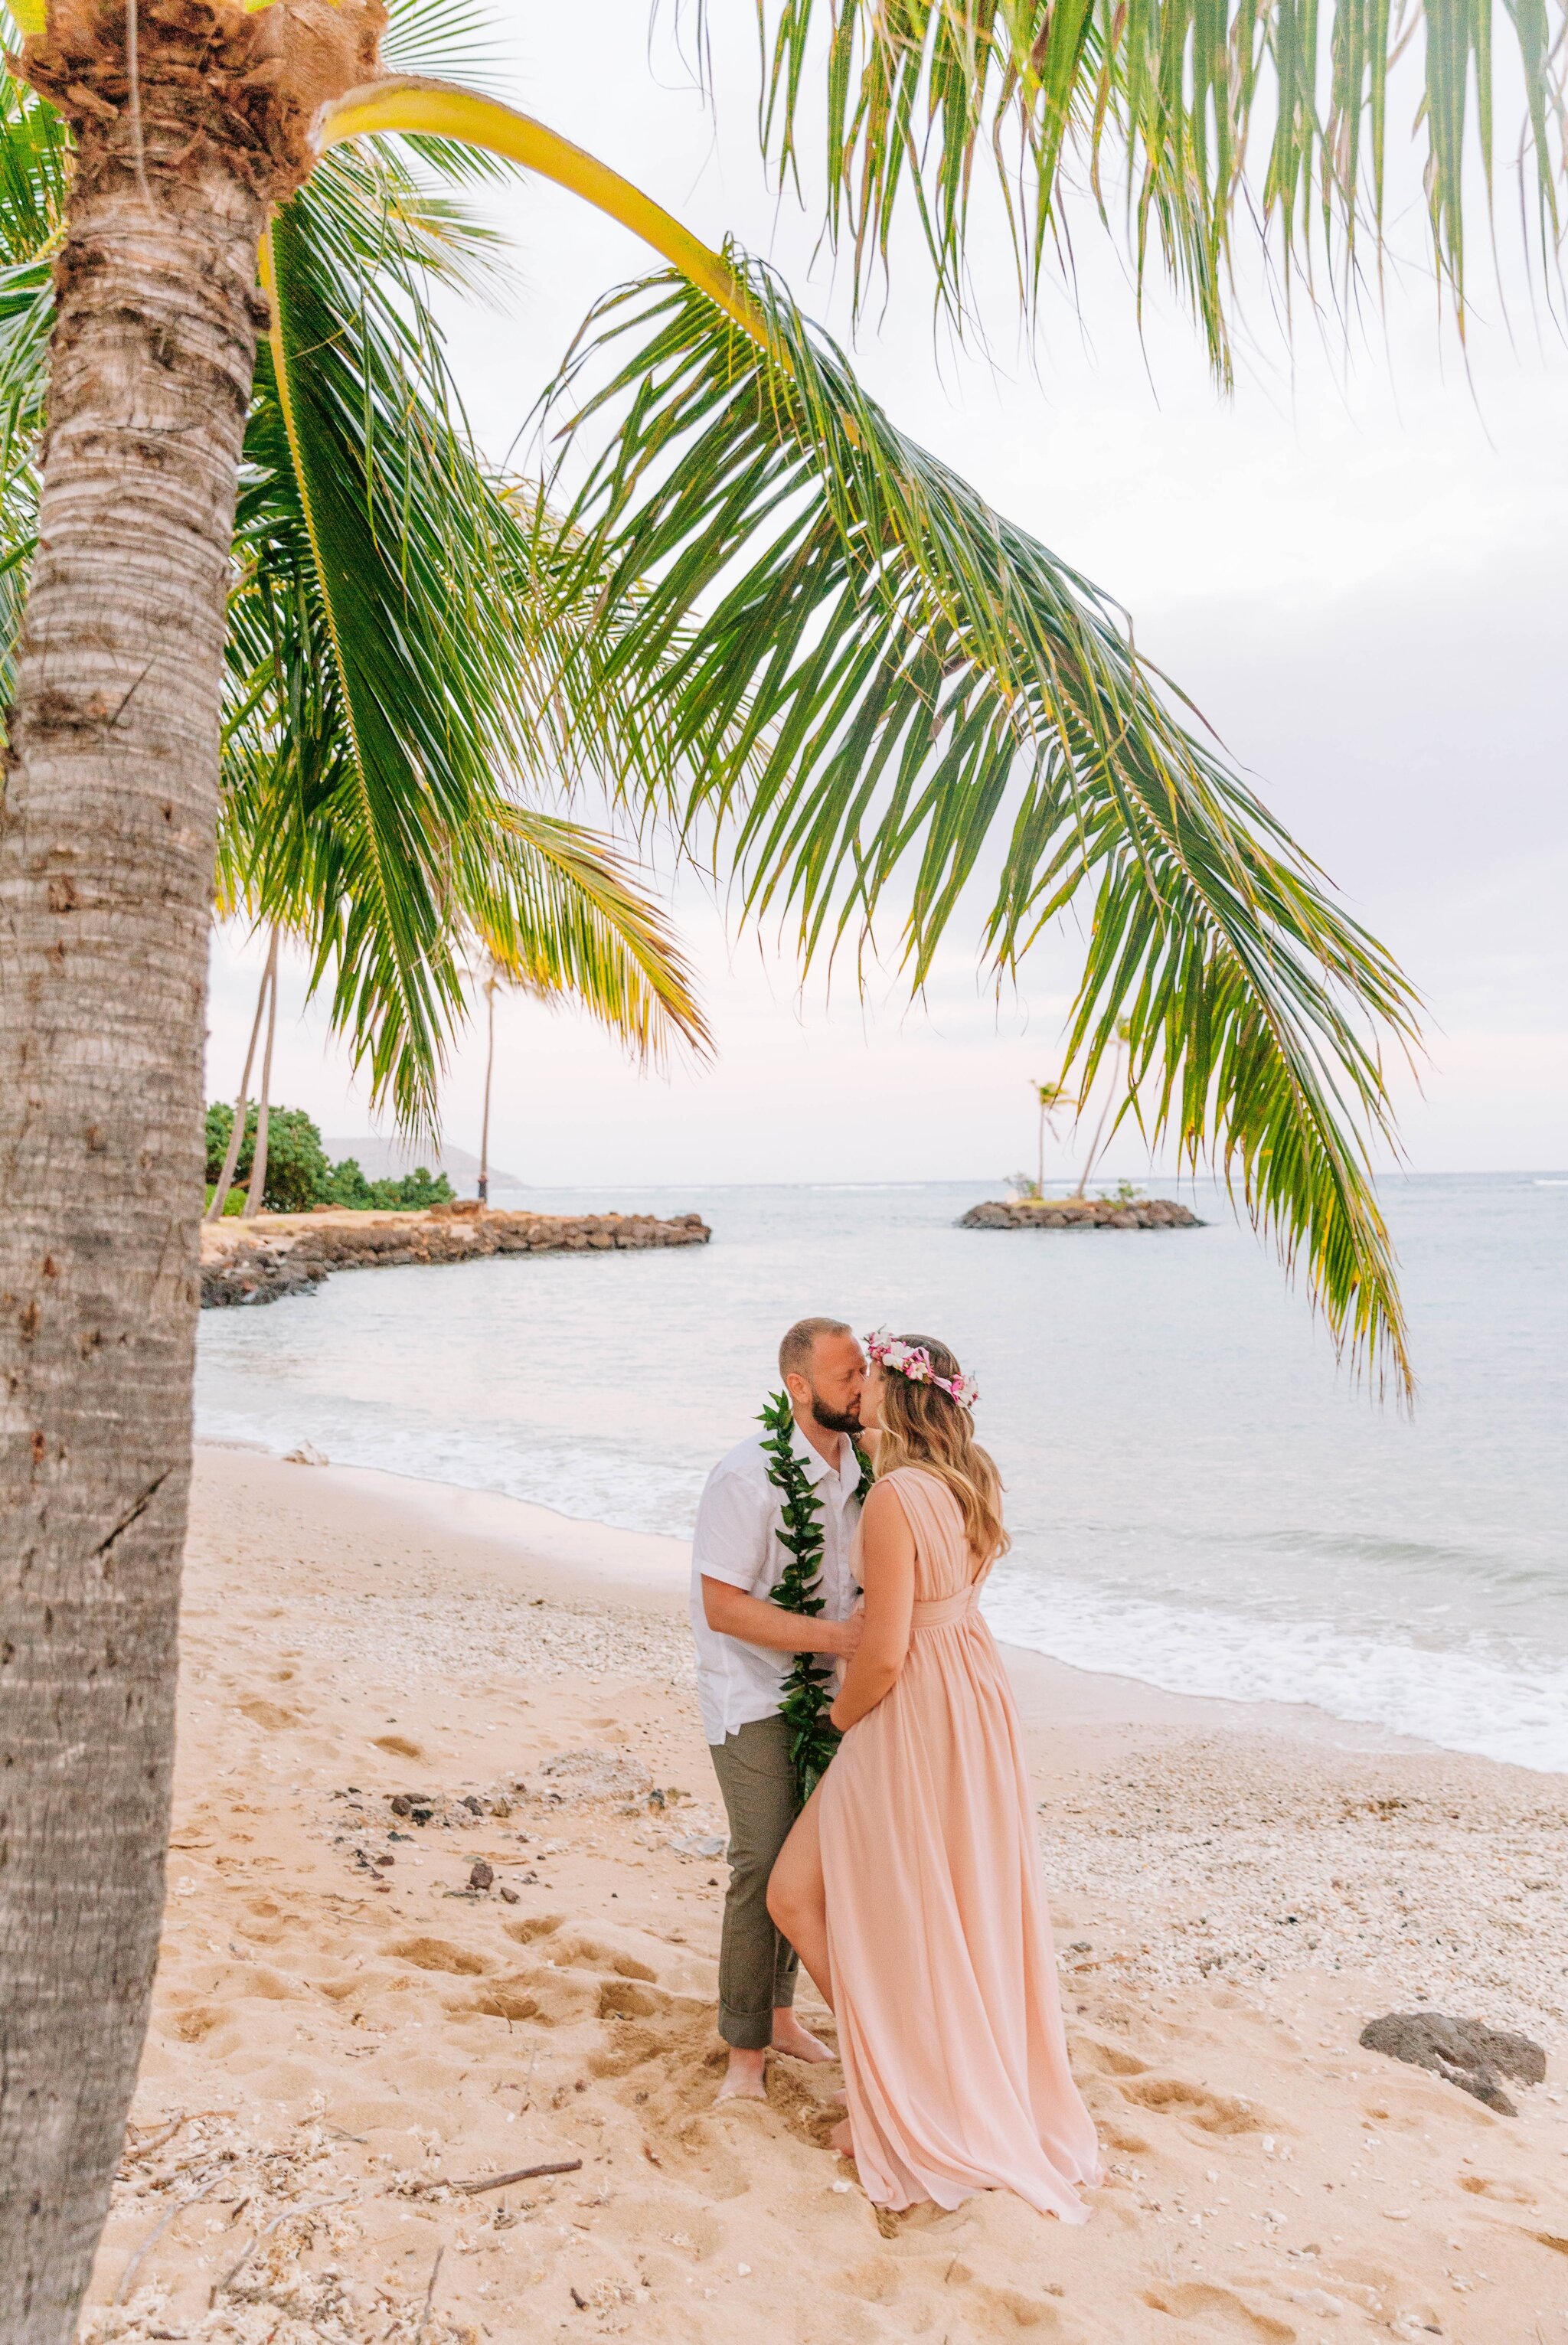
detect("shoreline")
[194,1440,1460,1769]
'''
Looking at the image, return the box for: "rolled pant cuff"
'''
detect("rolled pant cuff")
[719,2003,779,2052]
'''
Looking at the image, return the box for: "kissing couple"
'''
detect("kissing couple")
[690,1316,1100,2219]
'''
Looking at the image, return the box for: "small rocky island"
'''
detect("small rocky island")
[960,1197,1202,1232]
[201,1200,710,1308]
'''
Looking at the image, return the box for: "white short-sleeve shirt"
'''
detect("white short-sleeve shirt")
[690,1424,864,1746]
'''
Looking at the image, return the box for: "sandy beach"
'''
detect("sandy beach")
[82,1446,1568,2344]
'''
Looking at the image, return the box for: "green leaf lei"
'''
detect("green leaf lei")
[759,1390,875,1807]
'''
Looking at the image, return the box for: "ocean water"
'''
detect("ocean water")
[195,1174,1568,1772]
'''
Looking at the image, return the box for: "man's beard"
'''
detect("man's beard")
[808,1391,862,1435]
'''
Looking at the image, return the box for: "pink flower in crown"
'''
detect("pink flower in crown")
[863,1327,979,1409]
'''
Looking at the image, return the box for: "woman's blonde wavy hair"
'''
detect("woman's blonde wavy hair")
[871,1334,1009,1566]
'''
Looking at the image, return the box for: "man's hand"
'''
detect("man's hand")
[822,1603,865,1663]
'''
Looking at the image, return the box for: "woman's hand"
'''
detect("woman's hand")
[828,1484,916,1732]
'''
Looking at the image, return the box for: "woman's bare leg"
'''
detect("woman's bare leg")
[766,1784,832,2010]
[769,1793,854,2154]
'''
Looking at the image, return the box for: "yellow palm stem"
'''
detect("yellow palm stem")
[317,78,773,358]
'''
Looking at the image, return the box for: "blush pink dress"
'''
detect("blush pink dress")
[818,1465,1100,2218]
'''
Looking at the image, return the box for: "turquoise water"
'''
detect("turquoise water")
[195,1173,1568,1770]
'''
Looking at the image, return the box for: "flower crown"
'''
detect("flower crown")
[864,1330,979,1410]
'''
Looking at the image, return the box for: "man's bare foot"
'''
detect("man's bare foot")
[771,2011,837,2065]
[828,2118,854,2157]
[716,2048,768,2103]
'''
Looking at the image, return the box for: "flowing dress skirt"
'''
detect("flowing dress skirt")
[818,1468,1100,2217]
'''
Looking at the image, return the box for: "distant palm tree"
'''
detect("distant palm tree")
[1071,1024,1135,1198]
[1031,1077,1067,1197]
[478,958,500,1205]
[204,926,278,1221]
[240,929,281,1219]
[466,944,552,1205]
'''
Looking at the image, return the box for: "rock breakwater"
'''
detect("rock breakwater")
[960,1196,1202,1231]
[201,1202,710,1309]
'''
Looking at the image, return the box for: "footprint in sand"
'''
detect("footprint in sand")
[1072,2034,1151,2079]
[238,1695,299,1731]
[1118,2074,1273,2137]
[387,1935,492,1976]
[452,1922,687,2031]
[526,1928,657,1983]
[1142,2279,1295,2338]
[1458,2172,1536,2203]
[505,1911,567,1945]
[234,1894,297,1945]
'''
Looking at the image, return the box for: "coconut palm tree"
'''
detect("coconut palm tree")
[465,942,547,1204]
[0,2,1446,2329]
[0,57,710,1230]
[204,925,277,1219]
[1071,1021,1135,1198]
[1031,1077,1067,1197]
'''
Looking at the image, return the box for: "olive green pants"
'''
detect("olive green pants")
[707,1713,800,2050]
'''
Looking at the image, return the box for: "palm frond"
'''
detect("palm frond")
[545,250,1422,1391]
[378,0,511,88]
[742,0,1568,374]
[454,802,711,1068]
[229,140,705,1128]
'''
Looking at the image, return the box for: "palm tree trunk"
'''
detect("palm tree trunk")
[479,977,496,1206]
[240,942,279,1219]
[205,929,278,1221]
[1072,1043,1127,1197]
[0,87,269,2345]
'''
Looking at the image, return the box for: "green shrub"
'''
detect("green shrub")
[204,1105,455,1213]
[322,1156,454,1211]
[204,1099,240,1184]
[203,1102,331,1213]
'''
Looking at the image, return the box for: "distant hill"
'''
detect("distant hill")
[322,1137,522,1198]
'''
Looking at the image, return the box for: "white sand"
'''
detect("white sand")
[80,1447,1568,2343]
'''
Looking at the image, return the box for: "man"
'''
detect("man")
[691,1316,867,2102]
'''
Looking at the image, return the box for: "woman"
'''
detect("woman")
[767,1331,1099,2219]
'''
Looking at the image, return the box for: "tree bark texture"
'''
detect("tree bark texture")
[0,62,270,2344]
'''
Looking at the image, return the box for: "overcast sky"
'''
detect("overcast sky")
[207,2,1568,1184]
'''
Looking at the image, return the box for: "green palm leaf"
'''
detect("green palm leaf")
[227,138,707,1125]
[746,0,1567,375]
[546,251,1421,1390]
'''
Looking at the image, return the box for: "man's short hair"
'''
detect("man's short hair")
[779,1316,853,1382]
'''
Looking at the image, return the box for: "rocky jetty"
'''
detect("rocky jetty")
[960,1196,1202,1232]
[201,1200,710,1309]
[201,1246,330,1309]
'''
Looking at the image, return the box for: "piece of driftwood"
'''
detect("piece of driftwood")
[210,2191,354,2306]
[120,2115,185,2168]
[415,2245,446,2343]
[114,2179,218,2304]
[443,2157,583,2196]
